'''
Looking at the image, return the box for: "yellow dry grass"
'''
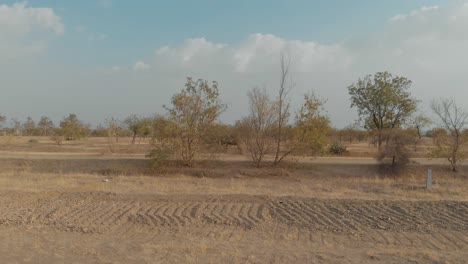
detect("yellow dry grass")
[0,168,466,202]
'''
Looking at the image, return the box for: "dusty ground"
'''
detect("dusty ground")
[0,137,467,263]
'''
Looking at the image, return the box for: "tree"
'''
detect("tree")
[287,92,331,157]
[147,115,174,167]
[0,114,6,134]
[11,118,22,136]
[105,117,124,143]
[38,116,54,136]
[124,115,152,144]
[426,128,448,143]
[273,53,293,166]
[430,98,468,172]
[202,123,237,152]
[348,72,418,149]
[409,114,431,151]
[377,129,414,172]
[164,77,226,167]
[59,114,89,140]
[22,117,36,136]
[236,87,277,167]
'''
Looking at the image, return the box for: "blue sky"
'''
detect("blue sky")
[1,0,467,127]
[3,0,445,65]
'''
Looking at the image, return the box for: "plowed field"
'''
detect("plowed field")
[1,191,467,263]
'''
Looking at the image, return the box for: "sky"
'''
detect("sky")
[1,0,467,128]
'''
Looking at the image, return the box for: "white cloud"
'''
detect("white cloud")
[150,34,355,125]
[133,61,150,71]
[233,33,352,72]
[145,3,468,126]
[2,3,468,128]
[0,2,64,36]
[390,5,439,22]
[156,38,226,65]
[155,34,351,74]
[0,2,63,58]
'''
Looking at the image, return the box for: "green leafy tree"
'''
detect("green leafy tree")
[348,72,418,149]
[165,77,226,167]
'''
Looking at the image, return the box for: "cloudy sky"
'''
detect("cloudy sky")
[1,0,467,128]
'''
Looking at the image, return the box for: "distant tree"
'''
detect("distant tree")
[150,115,173,143]
[335,123,366,144]
[409,114,431,151]
[165,77,226,167]
[50,127,65,146]
[348,72,418,149]
[0,114,6,133]
[202,123,237,152]
[38,116,54,136]
[91,124,109,137]
[59,114,89,140]
[430,98,468,172]
[124,115,152,144]
[105,117,124,143]
[426,128,448,144]
[22,116,36,136]
[11,118,22,136]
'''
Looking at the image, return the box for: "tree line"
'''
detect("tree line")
[1,56,467,171]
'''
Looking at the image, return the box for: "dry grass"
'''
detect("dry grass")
[0,166,466,201]
[0,137,466,264]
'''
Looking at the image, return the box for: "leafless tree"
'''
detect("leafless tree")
[273,53,294,166]
[236,87,277,167]
[430,98,468,172]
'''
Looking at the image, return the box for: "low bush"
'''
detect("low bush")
[328,141,347,155]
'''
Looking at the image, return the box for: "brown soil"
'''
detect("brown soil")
[0,191,467,263]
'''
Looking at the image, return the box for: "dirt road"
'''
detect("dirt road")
[0,191,466,263]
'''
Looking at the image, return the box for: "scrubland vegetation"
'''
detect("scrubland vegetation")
[1,58,467,173]
[1,58,467,264]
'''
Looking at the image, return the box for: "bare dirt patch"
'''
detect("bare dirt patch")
[0,191,467,263]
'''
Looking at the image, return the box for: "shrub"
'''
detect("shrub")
[376,129,414,173]
[328,141,347,155]
[146,148,172,168]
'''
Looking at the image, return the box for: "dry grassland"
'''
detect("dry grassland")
[0,137,466,263]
